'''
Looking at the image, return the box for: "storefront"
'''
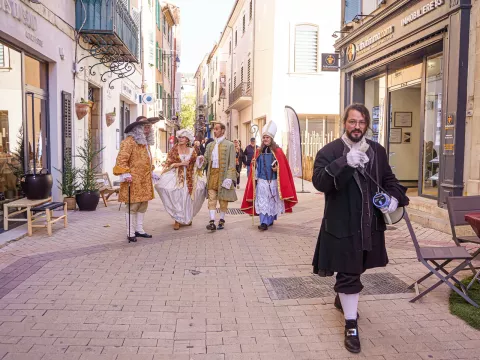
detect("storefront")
[336,0,471,206]
[0,1,75,232]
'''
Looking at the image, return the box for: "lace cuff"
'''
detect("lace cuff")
[119,173,132,182]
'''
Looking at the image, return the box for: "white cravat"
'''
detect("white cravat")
[212,136,225,169]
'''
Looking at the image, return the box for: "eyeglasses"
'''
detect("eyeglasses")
[346,119,367,127]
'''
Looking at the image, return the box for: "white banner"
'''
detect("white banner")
[285,106,303,178]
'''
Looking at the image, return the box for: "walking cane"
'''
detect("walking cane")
[128,182,135,243]
[251,154,256,226]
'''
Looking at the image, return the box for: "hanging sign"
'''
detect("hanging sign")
[321,53,339,71]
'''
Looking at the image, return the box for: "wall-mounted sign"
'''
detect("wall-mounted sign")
[0,0,42,47]
[321,53,339,71]
[444,113,455,155]
[345,44,356,63]
[401,0,445,26]
[357,25,394,52]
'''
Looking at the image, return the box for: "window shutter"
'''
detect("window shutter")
[345,0,360,24]
[0,45,4,67]
[155,42,158,69]
[61,91,72,168]
[294,24,318,73]
[234,73,237,89]
[241,66,244,83]
[235,31,238,46]
[160,49,163,72]
[247,59,251,84]
[243,15,246,33]
[249,1,253,21]
[229,41,231,55]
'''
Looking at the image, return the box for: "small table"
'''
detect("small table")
[3,197,52,236]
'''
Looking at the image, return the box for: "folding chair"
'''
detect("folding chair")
[403,211,479,307]
[447,195,480,275]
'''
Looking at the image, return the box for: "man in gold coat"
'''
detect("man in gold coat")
[203,121,237,231]
[113,116,159,242]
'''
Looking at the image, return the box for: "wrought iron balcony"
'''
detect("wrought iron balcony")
[75,0,139,62]
[228,83,252,111]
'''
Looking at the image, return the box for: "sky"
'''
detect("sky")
[170,0,236,75]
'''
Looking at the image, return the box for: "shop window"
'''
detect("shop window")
[294,24,318,73]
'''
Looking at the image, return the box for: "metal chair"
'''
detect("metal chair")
[446,195,480,275]
[403,211,478,307]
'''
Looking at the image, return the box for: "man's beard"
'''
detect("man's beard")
[346,129,365,143]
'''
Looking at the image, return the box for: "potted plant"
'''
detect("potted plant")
[75,131,104,211]
[54,157,79,210]
[106,107,116,127]
[75,98,91,120]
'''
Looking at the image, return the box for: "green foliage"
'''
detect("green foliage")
[9,125,25,189]
[449,276,480,329]
[76,131,105,192]
[54,157,80,198]
[180,94,196,130]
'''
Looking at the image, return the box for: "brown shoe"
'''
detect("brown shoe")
[173,221,180,230]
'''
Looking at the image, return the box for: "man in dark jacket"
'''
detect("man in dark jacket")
[312,104,408,354]
[244,137,258,178]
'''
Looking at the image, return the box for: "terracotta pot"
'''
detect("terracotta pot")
[75,103,89,120]
[64,197,76,211]
[106,113,116,127]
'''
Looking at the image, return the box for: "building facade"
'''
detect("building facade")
[335,0,471,206]
[194,54,209,139]
[195,0,341,149]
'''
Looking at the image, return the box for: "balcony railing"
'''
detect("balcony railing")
[75,0,139,62]
[229,83,252,105]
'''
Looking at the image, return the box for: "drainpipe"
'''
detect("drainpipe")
[227,25,234,140]
[250,0,256,143]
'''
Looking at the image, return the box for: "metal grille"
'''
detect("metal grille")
[264,273,412,300]
[216,208,245,215]
[61,91,72,165]
[88,87,94,102]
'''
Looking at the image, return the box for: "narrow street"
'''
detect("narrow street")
[0,175,477,360]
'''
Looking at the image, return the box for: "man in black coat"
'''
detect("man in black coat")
[312,104,408,354]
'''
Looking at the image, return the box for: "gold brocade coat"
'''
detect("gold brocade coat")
[113,136,155,203]
[203,139,238,202]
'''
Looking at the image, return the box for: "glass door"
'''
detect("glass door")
[364,75,386,146]
[25,92,48,173]
[420,55,443,198]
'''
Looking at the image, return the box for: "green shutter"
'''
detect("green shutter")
[160,50,163,72]
[156,1,160,29]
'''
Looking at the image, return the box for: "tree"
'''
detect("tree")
[180,94,196,130]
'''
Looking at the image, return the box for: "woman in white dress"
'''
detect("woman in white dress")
[155,129,206,230]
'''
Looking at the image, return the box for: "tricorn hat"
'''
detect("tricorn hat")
[124,116,150,133]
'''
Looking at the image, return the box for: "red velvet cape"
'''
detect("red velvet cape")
[241,147,298,215]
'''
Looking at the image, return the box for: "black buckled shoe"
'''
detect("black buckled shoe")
[334,294,360,319]
[344,319,361,353]
[128,236,137,243]
[135,232,152,238]
[258,223,268,231]
[206,220,216,231]
[217,219,225,230]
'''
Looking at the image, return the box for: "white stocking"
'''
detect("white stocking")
[338,292,360,321]
[220,212,226,220]
[209,210,216,221]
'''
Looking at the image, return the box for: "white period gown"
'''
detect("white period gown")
[155,148,207,224]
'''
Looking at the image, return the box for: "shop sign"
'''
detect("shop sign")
[443,113,455,155]
[357,25,394,52]
[345,44,356,63]
[0,0,42,47]
[321,53,339,71]
[401,0,445,27]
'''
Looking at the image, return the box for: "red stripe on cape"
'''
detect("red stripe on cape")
[241,147,298,215]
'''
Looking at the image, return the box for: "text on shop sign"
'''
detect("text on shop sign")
[357,26,394,52]
[401,0,445,26]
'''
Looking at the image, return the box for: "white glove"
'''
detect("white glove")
[347,149,367,168]
[387,197,398,214]
[120,173,132,183]
[152,173,160,184]
[221,178,233,189]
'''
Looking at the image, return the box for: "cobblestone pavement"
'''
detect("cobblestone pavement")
[0,177,478,360]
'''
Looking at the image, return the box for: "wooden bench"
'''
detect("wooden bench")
[95,172,120,207]
[3,197,52,236]
[30,202,68,236]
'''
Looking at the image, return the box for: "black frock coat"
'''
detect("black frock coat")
[312,138,409,276]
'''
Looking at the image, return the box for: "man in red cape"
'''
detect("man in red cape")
[241,121,298,230]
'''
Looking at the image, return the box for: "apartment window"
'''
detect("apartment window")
[294,24,318,73]
[234,73,237,89]
[344,0,361,23]
[155,1,160,29]
[243,14,246,34]
[247,58,251,84]
[249,0,253,21]
[0,45,4,67]
[229,41,232,55]
[241,65,244,83]
[235,30,238,46]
